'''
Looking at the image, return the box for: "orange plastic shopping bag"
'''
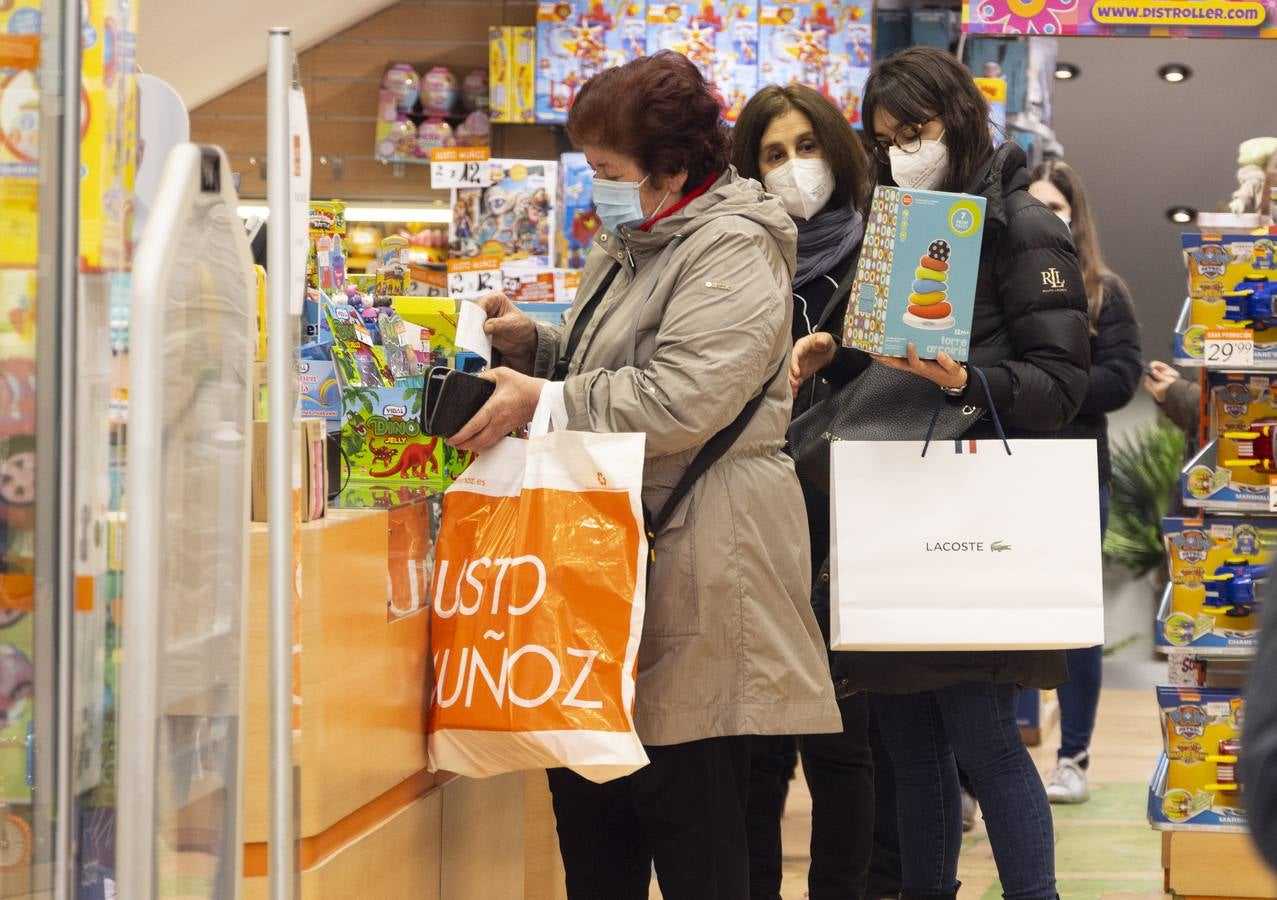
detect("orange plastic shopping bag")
[426,422,649,783]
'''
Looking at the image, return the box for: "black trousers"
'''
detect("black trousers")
[547,735,752,900]
[747,692,877,900]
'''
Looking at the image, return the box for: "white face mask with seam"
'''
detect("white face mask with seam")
[764,157,835,220]
[889,134,949,191]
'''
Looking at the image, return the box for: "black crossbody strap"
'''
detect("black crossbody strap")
[809,260,862,335]
[552,261,623,381]
[645,359,785,553]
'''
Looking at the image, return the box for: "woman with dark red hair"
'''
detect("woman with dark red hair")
[452,51,841,898]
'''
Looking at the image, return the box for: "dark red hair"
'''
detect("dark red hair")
[567,51,729,193]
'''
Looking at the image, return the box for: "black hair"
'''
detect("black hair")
[862,47,994,194]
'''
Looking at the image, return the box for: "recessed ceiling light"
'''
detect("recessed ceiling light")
[1158,64,1192,83]
[1054,63,1080,81]
[1167,206,1197,224]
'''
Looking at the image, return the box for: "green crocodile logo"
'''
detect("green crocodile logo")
[990,541,1012,553]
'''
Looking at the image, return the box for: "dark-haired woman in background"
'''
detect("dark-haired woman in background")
[731,83,879,900]
[454,52,842,900]
[1029,159,1142,805]
[791,47,1090,900]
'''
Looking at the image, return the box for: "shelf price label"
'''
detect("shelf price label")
[1204,329,1254,368]
[447,257,502,299]
[430,147,492,189]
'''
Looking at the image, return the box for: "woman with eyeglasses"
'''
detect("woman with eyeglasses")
[791,47,1090,900]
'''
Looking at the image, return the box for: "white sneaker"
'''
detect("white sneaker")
[961,788,978,832]
[1046,753,1091,804]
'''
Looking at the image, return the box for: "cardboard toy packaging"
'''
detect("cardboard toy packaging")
[450,159,558,267]
[251,419,328,523]
[557,151,599,270]
[1157,515,1271,655]
[1182,374,1277,510]
[646,2,760,123]
[80,0,140,272]
[1175,231,1277,366]
[974,77,1007,145]
[536,1,648,124]
[0,0,138,269]
[844,185,986,361]
[489,26,538,124]
[1148,686,1246,832]
[759,0,874,126]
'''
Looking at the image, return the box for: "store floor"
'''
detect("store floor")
[744,688,1166,900]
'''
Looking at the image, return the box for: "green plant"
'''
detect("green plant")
[1103,420,1187,576]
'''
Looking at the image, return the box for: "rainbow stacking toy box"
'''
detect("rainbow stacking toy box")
[844,185,987,361]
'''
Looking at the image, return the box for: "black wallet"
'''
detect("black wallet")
[422,367,496,438]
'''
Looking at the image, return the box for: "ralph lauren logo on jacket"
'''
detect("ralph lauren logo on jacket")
[1041,267,1067,291]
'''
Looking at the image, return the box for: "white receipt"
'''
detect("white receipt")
[456,300,492,363]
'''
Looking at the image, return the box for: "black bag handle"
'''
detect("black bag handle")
[921,366,1009,457]
[552,261,623,382]
[645,359,785,555]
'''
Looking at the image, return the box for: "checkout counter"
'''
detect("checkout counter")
[240,496,567,899]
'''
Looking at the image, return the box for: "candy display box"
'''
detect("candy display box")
[1148,687,1246,833]
[844,185,986,361]
[1157,516,1271,654]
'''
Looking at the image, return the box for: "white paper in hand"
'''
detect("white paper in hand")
[456,300,492,363]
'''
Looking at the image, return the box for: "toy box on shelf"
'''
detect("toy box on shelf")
[1148,687,1246,833]
[536,1,649,125]
[489,26,537,124]
[646,1,760,123]
[1157,516,1271,656]
[1181,435,1277,512]
[449,159,558,267]
[759,0,874,127]
[557,152,599,271]
[1173,230,1277,367]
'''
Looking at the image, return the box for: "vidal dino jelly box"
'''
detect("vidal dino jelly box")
[844,185,986,361]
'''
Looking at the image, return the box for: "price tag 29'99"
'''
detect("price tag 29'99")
[1204,329,1255,368]
[431,147,492,189]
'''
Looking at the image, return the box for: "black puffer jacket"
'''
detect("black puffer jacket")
[1057,276,1143,484]
[824,141,1091,696]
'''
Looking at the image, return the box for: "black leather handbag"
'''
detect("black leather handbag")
[787,361,988,495]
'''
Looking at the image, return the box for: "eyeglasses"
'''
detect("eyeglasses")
[872,119,936,165]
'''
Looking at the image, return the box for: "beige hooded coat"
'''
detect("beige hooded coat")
[532,169,841,746]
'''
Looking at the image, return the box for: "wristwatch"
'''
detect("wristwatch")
[940,366,969,397]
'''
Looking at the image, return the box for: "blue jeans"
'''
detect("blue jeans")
[1057,486,1110,761]
[874,682,1056,900]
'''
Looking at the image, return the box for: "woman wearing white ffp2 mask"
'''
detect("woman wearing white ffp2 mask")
[801,46,1090,900]
[731,81,879,900]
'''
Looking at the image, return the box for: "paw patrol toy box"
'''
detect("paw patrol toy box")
[1148,686,1246,832]
[535,1,648,125]
[1157,515,1271,655]
[1173,230,1277,367]
[844,185,986,362]
[1181,371,1277,511]
[647,2,760,124]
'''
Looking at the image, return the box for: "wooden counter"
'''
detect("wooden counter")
[241,504,566,899]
